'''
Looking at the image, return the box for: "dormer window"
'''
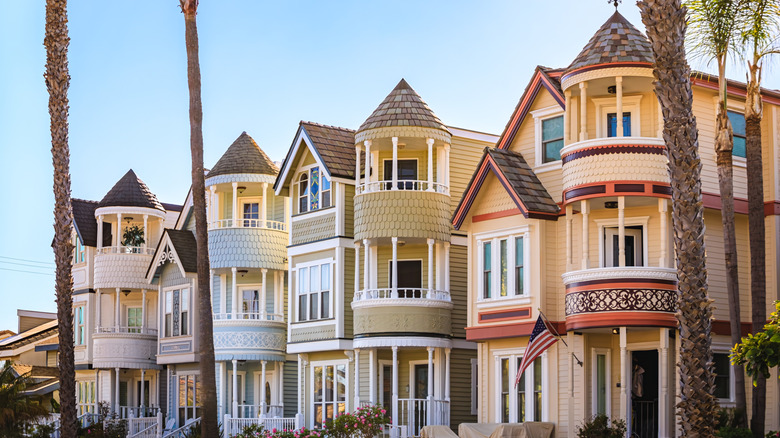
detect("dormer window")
[298,173,309,213]
[297,166,332,214]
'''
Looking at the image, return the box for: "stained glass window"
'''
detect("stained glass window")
[310,167,320,210]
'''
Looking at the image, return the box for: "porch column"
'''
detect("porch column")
[435,243,442,293]
[355,243,361,297]
[660,328,670,438]
[115,288,120,331]
[143,215,148,249]
[566,205,573,268]
[427,239,435,298]
[392,137,399,191]
[391,237,398,299]
[262,182,269,228]
[278,362,284,413]
[619,327,628,425]
[97,215,104,250]
[232,359,238,417]
[141,289,147,332]
[444,348,451,403]
[580,200,590,269]
[95,369,100,413]
[564,90,572,143]
[141,368,146,410]
[618,196,626,267]
[364,141,372,191]
[96,289,102,329]
[116,214,122,247]
[354,349,361,408]
[232,182,238,227]
[231,267,238,319]
[443,242,450,293]
[427,347,434,425]
[115,368,120,415]
[210,186,217,224]
[355,146,362,187]
[616,76,624,137]
[261,360,267,417]
[363,239,370,293]
[444,144,451,192]
[261,269,268,319]
[369,349,376,404]
[426,139,434,191]
[218,362,225,418]
[579,82,588,141]
[659,199,668,267]
[392,346,399,437]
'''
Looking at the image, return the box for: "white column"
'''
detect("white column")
[261,269,267,319]
[444,144,450,191]
[392,346,399,435]
[218,362,225,417]
[210,186,217,224]
[579,82,588,141]
[443,242,450,293]
[142,215,148,249]
[355,146,362,187]
[392,137,399,191]
[231,267,238,319]
[427,239,435,298]
[427,347,434,425]
[564,90,572,143]
[278,362,284,412]
[97,215,104,250]
[581,200,590,269]
[616,76,624,137]
[364,140,372,191]
[232,359,238,417]
[444,348,451,403]
[260,360,267,417]
[659,328,670,438]
[355,243,361,296]
[141,289,147,332]
[115,288,121,331]
[620,327,628,425]
[618,196,626,267]
[232,182,238,227]
[96,289,102,329]
[354,349,361,408]
[566,205,573,268]
[426,138,434,191]
[284,197,290,233]
[206,190,211,225]
[141,368,146,410]
[659,198,668,267]
[369,349,376,404]
[363,239,370,292]
[116,214,122,247]
[391,237,398,299]
[435,243,442,292]
[262,182,268,228]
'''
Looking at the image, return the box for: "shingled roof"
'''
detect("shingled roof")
[565,11,653,75]
[72,199,111,247]
[486,148,560,216]
[301,122,356,179]
[207,132,279,179]
[98,170,165,211]
[357,79,449,134]
[166,229,198,274]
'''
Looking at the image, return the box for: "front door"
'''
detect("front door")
[411,364,430,435]
[631,350,659,438]
[381,364,393,418]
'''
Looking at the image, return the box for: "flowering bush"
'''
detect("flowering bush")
[766,432,780,438]
[236,424,321,438]
[325,405,389,438]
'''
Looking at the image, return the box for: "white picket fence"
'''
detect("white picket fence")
[223,414,300,437]
[127,413,164,438]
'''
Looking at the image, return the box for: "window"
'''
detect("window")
[592,349,611,416]
[74,306,85,345]
[479,232,529,301]
[713,353,732,400]
[728,110,746,158]
[127,307,142,333]
[178,374,201,425]
[603,226,644,267]
[312,363,347,429]
[497,353,544,423]
[383,159,418,189]
[77,380,95,415]
[164,287,190,337]
[388,260,423,298]
[180,289,190,336]
[607,112,632,137]
[297,167,332,213]
[242,288,260,317]
[542,116,564,163]
[164,291,173,337]
[297,261,331,321]
[73,235,85,264]
[242,201,260,227]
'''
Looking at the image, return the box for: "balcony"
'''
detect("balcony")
[212,311,286,361]
[562,266,677,330]
[356,180,448,195]
[94,246,155,290]
[208,222,287,271]
[92,327,159,369]
[208,218,286,232]
[352,288,453,338]
[354,189,451,242]
[560,137,670,204]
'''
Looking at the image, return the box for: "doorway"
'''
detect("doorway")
[631,350,658,438]
[388,260,423,298]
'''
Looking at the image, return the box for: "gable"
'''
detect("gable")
[468,172,520,219]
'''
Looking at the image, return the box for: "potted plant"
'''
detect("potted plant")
[122,225,145,252]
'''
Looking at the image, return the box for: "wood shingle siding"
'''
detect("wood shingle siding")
[354,191,451,242]
[290,211,337,246]
[208,228,287,270]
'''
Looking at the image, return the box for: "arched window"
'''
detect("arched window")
[298,173,309,214]
[297,167,332,213]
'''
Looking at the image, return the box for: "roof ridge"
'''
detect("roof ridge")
[207,131,280,178]
[357,79,449,134]
[301,120,356,133]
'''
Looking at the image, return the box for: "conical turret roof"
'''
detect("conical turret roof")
[98,169,164,211]
[207,132,279,178]
[565,11,653,75]
[357,79,449,133]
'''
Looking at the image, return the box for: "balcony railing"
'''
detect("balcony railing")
[396,398,449,437]
[97,246,156,255]
[95,326,158,336]
[213,312,285,322]
[354,288,450,302]
[223,414,299,438]
[235,404,285,418]
[356,180,448,195]
[209,218,287,231]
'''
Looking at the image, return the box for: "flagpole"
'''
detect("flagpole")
[538,308,582,367]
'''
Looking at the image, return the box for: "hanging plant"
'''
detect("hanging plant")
[122,225,145,247]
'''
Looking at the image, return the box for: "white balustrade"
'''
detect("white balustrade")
[356,180,449,195]
[353,288,450,302]
[97,246,156,255]
[395,398,449,438]
[208,218,287,231]
[223,414,299,438]
[213,312,285,322]
[95,326,158,336]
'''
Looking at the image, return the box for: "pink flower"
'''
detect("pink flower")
[273,428,277,433]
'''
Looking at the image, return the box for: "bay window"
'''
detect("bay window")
[297,261,332,321]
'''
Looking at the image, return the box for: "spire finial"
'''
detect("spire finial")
[609,0,621,10]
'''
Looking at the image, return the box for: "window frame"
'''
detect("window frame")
[239,197,262,227]
[295,259,333,322]
[309,360,349,430]
[73,234,86,264]
[714,97,747,167]
[476,227,531,304]
[74,305,85,346]
[162,284,191,338]
[593,95,643,139]
[532,106,566,171]
[493,348,548,423]
[126,306,143,333]
[595,217,650,269]
[727,110,747,159]
[295,165,333,215]
[239,285,262,317]
[591,348,612,416]
[712,349,735,404]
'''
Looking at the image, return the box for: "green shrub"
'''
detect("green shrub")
[576,414,627,438]
[766,431,780,438]
[717,427,753,438]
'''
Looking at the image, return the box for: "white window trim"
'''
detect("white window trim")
[253,369,278,407]
[594,216,650,268]
[225,371,246,407]
[532,105,565,171]
[309,359,350,429]
[380,157,420,181]
[239,197,262,218]
[386,258,424,288]
[591,348,612,416]
[475,227,531,304]
[295,164,332,215]
[408,360,429,399]
[163,284,190,338]
[592,95,643,139]
[491,348,548,423]
[238,284,262,314]
[712,342,736,405]
[712,96,747,167]
[74,305,86,346]
[294,258,334,322]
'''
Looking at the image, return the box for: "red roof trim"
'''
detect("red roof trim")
[561,61,653,82]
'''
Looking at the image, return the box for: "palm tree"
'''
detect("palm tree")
[44,0,76,437]
[685,0,748,424]
[0,362,50,437]
[739,2,780,435]
[179,1,217,435]
[637,0,719,436]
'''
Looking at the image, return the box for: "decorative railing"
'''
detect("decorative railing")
[95,326,159,336]
[213,312,285,322]
[354,288,450,302]
[119,405,161,418]
[163,417,201,438]
[356,180,448,195]
[223,414,299,438]
[127,413,163,438]
[396,398,449,437]
[97,246,156,255]
[209,218,287,232]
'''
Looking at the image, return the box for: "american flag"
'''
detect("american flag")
[515,315,558,387]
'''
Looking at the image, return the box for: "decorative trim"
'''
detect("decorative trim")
[205,173,276,187]
[565,288,677,315]
[352,336,452,349]
[465,320,566,341]
[562,181,671,204]
[478,307,532,323]
[94,206,166,218]
[565,312,677,331]
[560,64,654,88]
[350,298,453,310]
[561,266,677,285]
[561,143,666,164]
[354,126,451,144]
[159,340,192,354]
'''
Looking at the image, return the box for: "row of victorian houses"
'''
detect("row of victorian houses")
[52,11,780,438]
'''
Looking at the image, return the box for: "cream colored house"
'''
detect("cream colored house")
[452,11,780,438]
[275,80,497,436]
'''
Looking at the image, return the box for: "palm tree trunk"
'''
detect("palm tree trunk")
[745,59,766,438]
[44,1,76,437]
[180,1,217,435]
[638,0,719,436]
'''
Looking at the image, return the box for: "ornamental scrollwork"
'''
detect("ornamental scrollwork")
[565,288,677,315]
[158,243,176,266]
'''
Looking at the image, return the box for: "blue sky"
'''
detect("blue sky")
[0,1,777,329]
